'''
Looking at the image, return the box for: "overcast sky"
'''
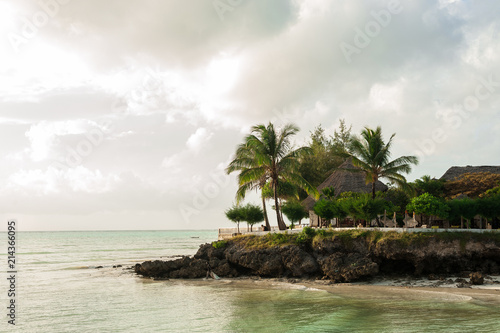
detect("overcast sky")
[0,0,499,231]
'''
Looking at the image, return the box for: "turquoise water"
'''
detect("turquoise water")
[1,230,499,332]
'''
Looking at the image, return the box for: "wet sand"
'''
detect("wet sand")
[178,275,500,306]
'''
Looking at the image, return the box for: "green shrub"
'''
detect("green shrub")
[316,229,328,237]
[295,233,310,245]
[302,226,316,238]
[212,240,228,249]
[269,233,288,245]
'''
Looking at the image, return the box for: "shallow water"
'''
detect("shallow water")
[2,230,499,332]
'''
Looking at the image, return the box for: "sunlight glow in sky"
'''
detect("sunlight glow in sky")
[0,0,499,231]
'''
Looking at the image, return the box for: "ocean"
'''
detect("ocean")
[2,230,499,332]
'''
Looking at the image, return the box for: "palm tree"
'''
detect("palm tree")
[226,140,272,230]
[348,126,419,199]
[226,122,318,230]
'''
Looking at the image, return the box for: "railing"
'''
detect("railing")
[217,225,498,240]
[218,225,305,240]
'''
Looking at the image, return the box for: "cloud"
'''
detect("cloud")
[24,119,108,163]
[6,166,121,195]
[1,0,500,230]
[186,127,214,152]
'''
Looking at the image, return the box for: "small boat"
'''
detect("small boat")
[191,236,199,238]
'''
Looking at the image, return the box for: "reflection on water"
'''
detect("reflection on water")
[214,282,500,333]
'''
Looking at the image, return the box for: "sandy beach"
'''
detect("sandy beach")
[184,275,500,306]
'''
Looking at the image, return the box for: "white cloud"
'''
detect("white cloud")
[368,81,404,114]
[25,119,107,162]
[1,0,500,230]
[186,127,214,152]
[6,166,121,195]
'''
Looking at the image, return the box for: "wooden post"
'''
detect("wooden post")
[460,216,463,229]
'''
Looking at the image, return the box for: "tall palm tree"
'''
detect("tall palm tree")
[348,126,419,199]
[226,122,318,230]
[226,140,271,230]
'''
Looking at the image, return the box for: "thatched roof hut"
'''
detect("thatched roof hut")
[440,165,500,181]
[303,158,388,211]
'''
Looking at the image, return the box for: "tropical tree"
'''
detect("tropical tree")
[225,138,271,230]
[331,118,353,156]
[242,203,264,231]
[226,122,319,230]
[298,125,340,192]
[225,205,246,234]
[262,179,299,223]
[298,120,352,197]
[340,193,387,227]
[383,187,411,216]
[314,199,341,221]
[446,199,463,227]
[413,175,445,197]
[407,193,449,225]
[347,126,419,199]
[456,198,478,229]
[281,200,309,227]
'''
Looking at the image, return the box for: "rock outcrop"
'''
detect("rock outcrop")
[135,233,500,282]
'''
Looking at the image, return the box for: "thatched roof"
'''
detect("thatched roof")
[440,165,500,181]
[302,159,388,210]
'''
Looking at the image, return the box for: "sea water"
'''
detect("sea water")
[1,230,499,332]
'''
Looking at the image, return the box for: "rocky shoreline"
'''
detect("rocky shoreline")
[134,232,500,285]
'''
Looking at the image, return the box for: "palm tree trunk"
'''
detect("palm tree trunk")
[274,184,287,230]
[371,182,376,199]
[261,193,271,230]
[279,198,285,225]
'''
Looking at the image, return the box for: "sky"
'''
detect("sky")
[0,0,499,231]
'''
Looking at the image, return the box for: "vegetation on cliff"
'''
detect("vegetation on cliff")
[224,227,500,250]
[136,227,500,282]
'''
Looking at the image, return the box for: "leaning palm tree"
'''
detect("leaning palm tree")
[347,126,419,199]
[226,122,319,230]
[226,140,272,230]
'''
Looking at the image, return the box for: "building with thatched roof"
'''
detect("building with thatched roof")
[440,165,500,181]
[303,158,388,227]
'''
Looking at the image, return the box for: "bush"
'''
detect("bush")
[302,226,316,238]
[268,233,289,246]
[212,240,228,249]
[295,226,318,245]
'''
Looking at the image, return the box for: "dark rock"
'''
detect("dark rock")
[96,266,103,269]
[318,253,378,282]
[280,245,319,277]
[194,243,226,260]
[313,237,345,255]
[134,233,500,284]
[460,271,472,278]
[225,245,285,276]
[469,272,484,285]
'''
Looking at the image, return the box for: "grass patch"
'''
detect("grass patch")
[212,240,228,249]
[229,229,500,250]
[231,233,297,249]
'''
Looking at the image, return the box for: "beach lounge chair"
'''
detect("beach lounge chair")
[403,211,418,228]
[381,210,397,228]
